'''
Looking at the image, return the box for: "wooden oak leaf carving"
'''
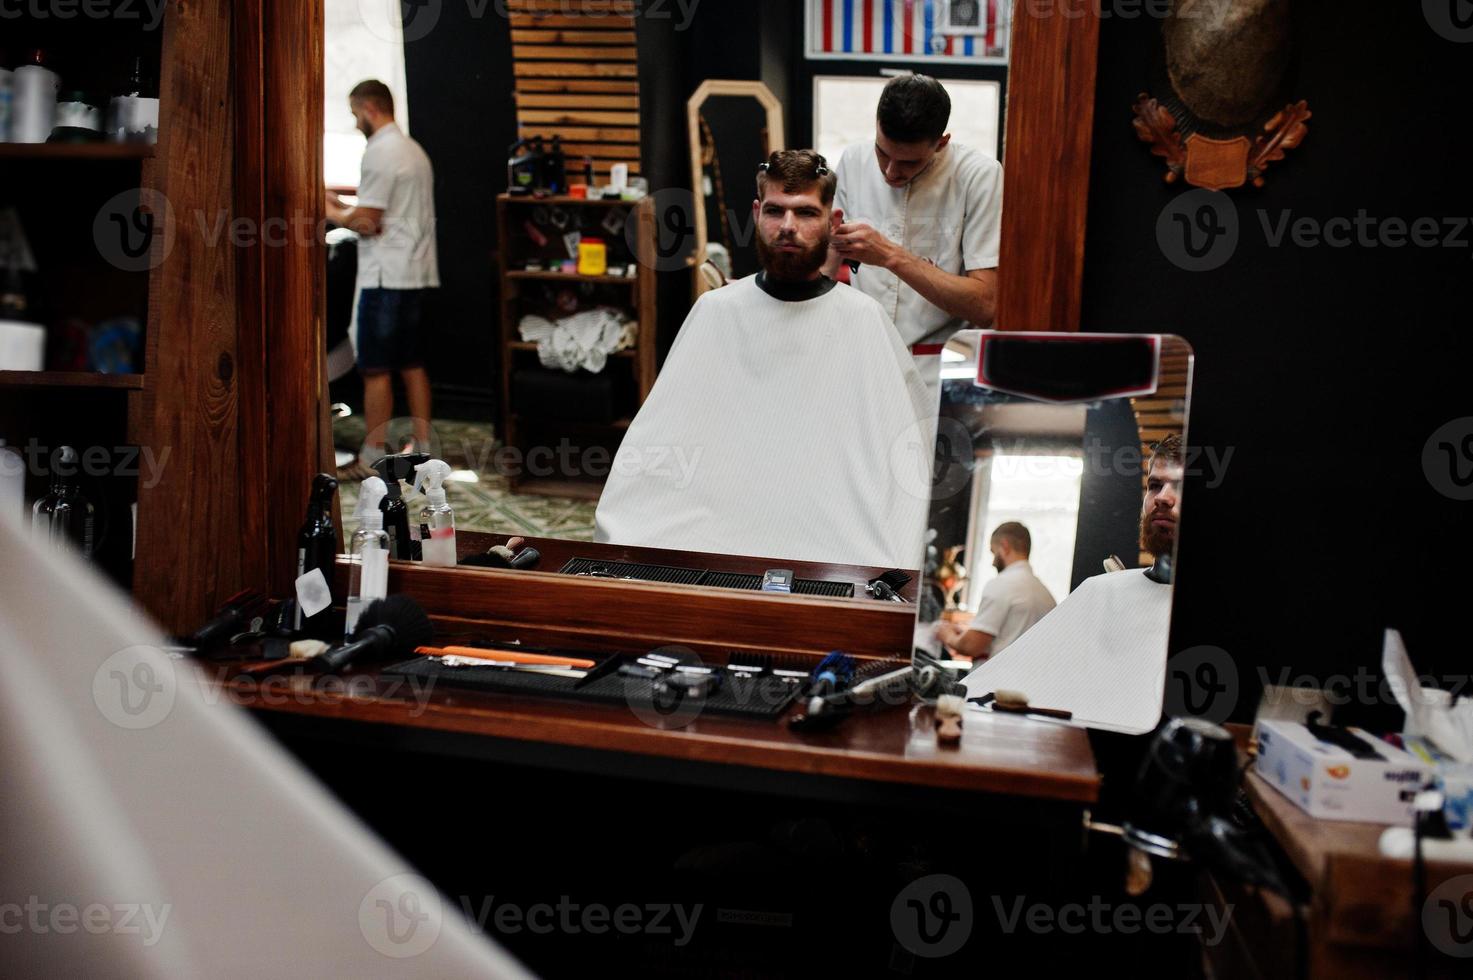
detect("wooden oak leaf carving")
[1249,100,1311,187]
[1132,93,1187,183]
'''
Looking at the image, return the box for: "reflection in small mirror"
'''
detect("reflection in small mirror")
[915,331,1194,734]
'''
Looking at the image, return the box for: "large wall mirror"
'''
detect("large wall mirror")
[234,4,1102,648]
[914,331,1194,733]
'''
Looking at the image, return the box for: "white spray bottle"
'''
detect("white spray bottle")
[345,476,390,637]
[412,459,457,567]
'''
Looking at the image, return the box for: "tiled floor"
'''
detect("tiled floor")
[334,415,598,540]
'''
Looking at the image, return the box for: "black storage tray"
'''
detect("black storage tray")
[575,670,802,719]
[383,651,804,720]
[558,557,855,598]
[383,648,620,699]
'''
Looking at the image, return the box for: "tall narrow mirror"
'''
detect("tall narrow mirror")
[687,81,785,292]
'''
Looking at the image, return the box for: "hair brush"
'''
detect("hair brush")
[318,595,434,673]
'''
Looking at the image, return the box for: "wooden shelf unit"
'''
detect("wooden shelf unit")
[0,371,145,390]
[0,1,311,637]
[496,193,657,498]
[0,143,156,160]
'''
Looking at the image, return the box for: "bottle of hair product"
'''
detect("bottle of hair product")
[0,48,16,143]
[412,459,457,567]
[295,473,338,635]
[0,439,24,527]
[344,477,390,637]
[108,54,158,144]
[12,48,58,145]
[371,451,429,560]
[31,445,94,557]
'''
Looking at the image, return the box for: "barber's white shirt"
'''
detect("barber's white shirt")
[833,140,1002,347]
[966,559,1056,655]
[354,122,440,289]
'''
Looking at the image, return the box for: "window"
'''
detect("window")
[324,0,412,189]
[967,453,1083,606]
[813,74,1001,164]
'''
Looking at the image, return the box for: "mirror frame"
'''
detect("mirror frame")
[685,79,785,297]
[242,5,1102,655]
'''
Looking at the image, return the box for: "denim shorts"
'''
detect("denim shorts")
[356,287,428,374]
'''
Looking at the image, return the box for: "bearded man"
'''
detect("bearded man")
[592,150,932,569]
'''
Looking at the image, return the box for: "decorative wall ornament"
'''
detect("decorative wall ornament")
[1133,0,1310,191]
[1132,94,1310,190]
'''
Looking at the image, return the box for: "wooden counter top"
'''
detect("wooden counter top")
[216,660,1100,804]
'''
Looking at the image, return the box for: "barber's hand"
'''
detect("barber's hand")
[933,621,965,649]
[832,220,898,269]
[824,208,847,273]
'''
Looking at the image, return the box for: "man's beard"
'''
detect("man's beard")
[755,231,829,281]
[992,553,1005,573]
[1139,510,1176,559]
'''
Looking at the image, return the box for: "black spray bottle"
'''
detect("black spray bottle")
[295,473,338,635]
[31,445,95,558]
[371,451,430,561]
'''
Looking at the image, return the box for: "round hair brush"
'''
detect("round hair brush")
[318,595,434,673]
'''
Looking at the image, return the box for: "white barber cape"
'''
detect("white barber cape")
[962,568,1172,734]
[0,512,531,979]
[593,275,933,569]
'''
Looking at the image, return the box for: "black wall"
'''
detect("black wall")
[1081,1,1473,723]
[1071,399,1146,591]
[399,7,518,416]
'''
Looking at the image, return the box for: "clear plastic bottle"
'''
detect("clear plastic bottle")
[344,476,390,638]
[31,445,94,558]
[412,459,457,567]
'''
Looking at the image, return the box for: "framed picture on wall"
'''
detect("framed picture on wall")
[806,0,1011,65]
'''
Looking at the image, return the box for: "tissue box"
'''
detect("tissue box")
[1256,719,1430,824]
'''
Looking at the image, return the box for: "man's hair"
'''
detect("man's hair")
[755,150,837,205]
[1147,434,1184,470]
[991,521,1031,557]
[349,79,394,115]
[876,73,951,144]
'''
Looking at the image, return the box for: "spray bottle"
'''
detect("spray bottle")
[294,473,338,635]
[31,445,94,558]
[344,476,390,637]
[412,459,457,567]
[371,451,430,561]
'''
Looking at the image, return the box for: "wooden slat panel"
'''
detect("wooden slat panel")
[509,13,635,29]
[552,142,641,158]
[514,61,639,77]
[510,2,643,182]
[518,109,639,125]
[511,29,637,44]
[514,44,638,60]
[518,125,640,142]
[516,78,641,93]
[515,93,639,109]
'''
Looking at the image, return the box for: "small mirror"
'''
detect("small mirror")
[914,331,1194,734]
[686,80,785,292]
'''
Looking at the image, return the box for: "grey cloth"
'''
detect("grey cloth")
[0,512,533,979]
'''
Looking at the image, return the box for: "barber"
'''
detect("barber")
[824,73,1003,386]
